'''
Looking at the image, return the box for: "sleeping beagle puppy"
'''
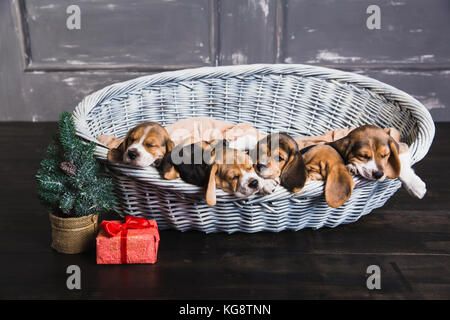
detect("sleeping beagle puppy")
[251,133,307,193]
[329,125,426,198]
[106,122,175,168]
[161,140,263,206]
[301,145,354,208]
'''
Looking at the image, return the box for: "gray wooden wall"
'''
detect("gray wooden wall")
[1,0,449,121]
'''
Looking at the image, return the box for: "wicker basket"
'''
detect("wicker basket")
[73,64,434,233]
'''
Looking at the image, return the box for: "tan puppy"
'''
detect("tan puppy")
[103,122,175,167]
[302,145,354,208]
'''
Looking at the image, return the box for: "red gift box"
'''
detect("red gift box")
[96,216,159,264]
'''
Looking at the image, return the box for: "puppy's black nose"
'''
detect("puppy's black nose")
[248,179,259,189]
[256,163,266,172]
[128,150,139,160]
[373,171,384,180]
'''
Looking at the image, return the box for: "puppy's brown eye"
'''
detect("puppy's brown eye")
[233,175,239,180]
[277,156,285,162]
[381,153,389,159]
[129,138,136,143]
[359,154,371,160]
[145,143,153,148]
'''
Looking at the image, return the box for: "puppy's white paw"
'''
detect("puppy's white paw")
[261,178,279,195]
[403,174,427,199]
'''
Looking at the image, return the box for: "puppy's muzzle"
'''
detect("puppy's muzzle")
[372,170,384,180]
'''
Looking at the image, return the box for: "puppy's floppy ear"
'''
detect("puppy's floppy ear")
[160,152,179,180]
[166,138,175,153]
[280,151,307,192]
[384,127,401,143]
[108,128,135,163]
[385,138,401,179]
[329,137,351,160]
[325,164,354,208]
[107,141,125,163]
[206,163,218,206]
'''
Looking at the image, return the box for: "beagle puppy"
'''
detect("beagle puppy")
[161,140,263,206]
[105,122,175,168]
[301,145,354,208]
[329,125,426,198]
[251,133,307,193]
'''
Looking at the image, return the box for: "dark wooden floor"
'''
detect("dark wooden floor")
[0,122,449,300]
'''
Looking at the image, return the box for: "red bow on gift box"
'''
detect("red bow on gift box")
[100,216,153,236]
[100,216,157,264]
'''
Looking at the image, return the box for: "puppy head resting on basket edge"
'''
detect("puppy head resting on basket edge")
[162,140,264,206]
[251,133,307,193]
[329,125,402,182]
[106,122,175,167]
[207,145,264,206]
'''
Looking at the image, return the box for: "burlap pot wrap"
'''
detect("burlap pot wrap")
[49,213,98,254]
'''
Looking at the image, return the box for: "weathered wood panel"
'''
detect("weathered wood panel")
[23,0,211,69]
[219,0,277,65]
[283,0,450,68]
[0,1,26,120]
[17,72,148,121]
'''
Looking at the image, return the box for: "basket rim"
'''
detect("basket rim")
[73,63,435,203]
[101,158,381,203]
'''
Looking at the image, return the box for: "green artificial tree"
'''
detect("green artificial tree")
[36,111,116,218]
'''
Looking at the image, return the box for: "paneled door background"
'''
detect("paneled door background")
[1,0,449,121]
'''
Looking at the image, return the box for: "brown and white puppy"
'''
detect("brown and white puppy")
[208,146,263,206]
[252,133,307,193]
[162,140,263,206]
[107,122,175,168]
[301,145,354,208]
[329,125,426,198]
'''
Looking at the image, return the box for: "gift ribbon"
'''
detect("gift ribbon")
[100,216,156,264]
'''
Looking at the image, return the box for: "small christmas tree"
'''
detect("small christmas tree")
[36,111,116,217]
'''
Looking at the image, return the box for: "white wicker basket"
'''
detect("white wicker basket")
[73,64,434,233]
